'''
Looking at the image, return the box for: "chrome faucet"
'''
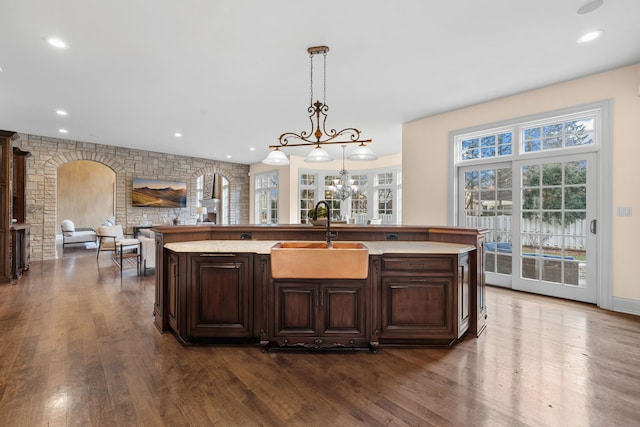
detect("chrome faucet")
[314,200,335,246]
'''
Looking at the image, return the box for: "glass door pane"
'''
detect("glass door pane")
[514,154,596,303]
[461,164,513,287]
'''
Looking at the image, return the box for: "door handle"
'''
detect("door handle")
[590,219,597,234]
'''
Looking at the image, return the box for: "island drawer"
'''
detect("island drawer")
[382,256,455,274]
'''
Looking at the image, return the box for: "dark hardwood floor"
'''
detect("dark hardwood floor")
[1,245,639,426]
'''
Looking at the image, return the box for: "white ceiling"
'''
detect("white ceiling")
[1,0,639,165]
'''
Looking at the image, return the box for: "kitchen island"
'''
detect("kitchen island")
[151,225,488,350]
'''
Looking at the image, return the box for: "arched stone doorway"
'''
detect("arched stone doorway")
[191,166,235,224]
[57,160,116,238]
[41,152,126,259]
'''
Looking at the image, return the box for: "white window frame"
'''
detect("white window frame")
[448,100,613,310]
[254,171,279,224]
[299,166,401,224]
[299,172,318,223]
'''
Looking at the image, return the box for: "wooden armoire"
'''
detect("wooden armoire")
[0,130,31,283]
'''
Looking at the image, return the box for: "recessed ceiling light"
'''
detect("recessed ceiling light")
[58,128,68,134]
[56,109,68,116]
[577,0,604,15]
[249,147,256,151]
[226,155,232,159]
[47,37,68,49]
[174,132,182,137]
[578,30,603,43]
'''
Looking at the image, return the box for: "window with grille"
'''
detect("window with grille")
[255,172,278,224]
[460,130,513,161]
[523,117,595,153]
[350,174,369,219]
[453,106,602,296]
[299,173,317,223]
[374,172,394,223]
[457,112,597,163]
[298,167,400,224]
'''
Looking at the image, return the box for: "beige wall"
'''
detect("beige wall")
[403,63,640,302]
[250,152,402,224]
[57,160,115,230]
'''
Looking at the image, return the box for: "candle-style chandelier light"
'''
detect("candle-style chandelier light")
[262,46,377,165]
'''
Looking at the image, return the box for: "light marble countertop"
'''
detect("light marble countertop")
[164,240,475,255]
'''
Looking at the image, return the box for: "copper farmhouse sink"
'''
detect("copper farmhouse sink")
[270,241,369,279]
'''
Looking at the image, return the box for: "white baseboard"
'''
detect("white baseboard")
[612,296,640,316]
[488,283,640,317]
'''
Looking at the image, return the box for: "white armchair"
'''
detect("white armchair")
[97,224,142,276]
[96,225,138,259]
[61,219,97,247]
[138,229,156,275]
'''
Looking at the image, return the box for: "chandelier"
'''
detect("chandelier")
[263,46,377,165]
[329,145,358,201]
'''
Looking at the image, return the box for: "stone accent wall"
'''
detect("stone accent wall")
[14,133,249,261]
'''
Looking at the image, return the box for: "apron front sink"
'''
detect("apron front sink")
[270,242,369,279]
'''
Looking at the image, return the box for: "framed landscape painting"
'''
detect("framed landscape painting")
[132,178,187,208]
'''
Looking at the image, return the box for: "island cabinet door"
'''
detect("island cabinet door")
[253,254,271,346]
[187,254,253,338]
[271,280,368,349]
[379,255,459,345]
[457,253,471,339]
[318,281,368,347]
[379,276,456,343]
[167,252,181,333]
[153,232,166,332]
[474,237,488,337]
[272,281,319,344]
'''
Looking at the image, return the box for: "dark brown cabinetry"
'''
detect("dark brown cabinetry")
[166,251,180,333]
[160,249,473,349]
[152,226,488,339]
[187,253,253,339]
[162,251,255,343]
[1,131,31,284]
[253,254,271,346]
[152,226,488,348]
[428,228,487,337]
[0,131,13,283]
[10,223,30,279]
[379,253,469,345]
[457,254,471,338]
[271,279,369,349]
[153,232,166,331]
[12,148,29,224]
[474,236,488,336]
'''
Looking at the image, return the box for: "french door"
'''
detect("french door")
[460,153,598,303]
[513,154,597,302]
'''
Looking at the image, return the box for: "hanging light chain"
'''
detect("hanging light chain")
[309,47,328,106]
[323,49,327,106]
[310,52,314,106]
[271,45,374,153]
